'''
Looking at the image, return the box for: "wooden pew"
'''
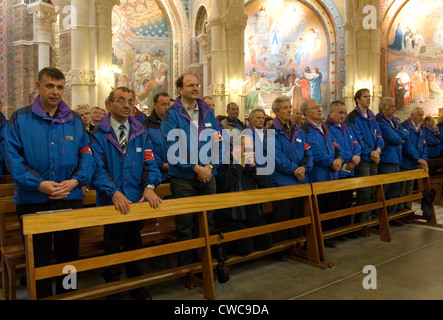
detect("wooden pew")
[430,175,443,205]
[310,169,438,263]
[0,183,174,300]
[21,184,320,300]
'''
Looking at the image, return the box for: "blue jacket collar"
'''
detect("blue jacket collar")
[325,116,348,132]
[32,95,73,123]
[304,118,330,137]
[377,111,399,127]
[173,97,212,122]
[273,116,301,142]
[247,122,267,134]
[99,114,145,139]
[355,105,376,120]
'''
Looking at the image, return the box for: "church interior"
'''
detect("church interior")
[1,0,443,303]
[1,0,443,120]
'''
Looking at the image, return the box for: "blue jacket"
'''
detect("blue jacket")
[0,112,5,179]
[301,119,339,182]
[325,116,361,178]
[400,118,428,170]
[90,114,162,206]
[268,117,313,187]
[161,97,222,179]
[142,111,169,182]
[6,99,95,205]
[246,123,268,172]
[376,112,409,165]
[422,125,441,158]
[437,120,443,155]
[345,106,385,162]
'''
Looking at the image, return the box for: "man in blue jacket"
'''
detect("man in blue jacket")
[301,98,342,247]
[6,67,95,298]
[0,112,5,179]
[268,96,313,259]
[90,86,162,300]
[142,92,171,182]
[376,97,409,221]
[161,73,223,267]
[398,107,428,211]
[325,100,361,240]
[346,89,385,223]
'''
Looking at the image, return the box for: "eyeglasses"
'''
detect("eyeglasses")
[111,97,135,107]
[112,98,135,106]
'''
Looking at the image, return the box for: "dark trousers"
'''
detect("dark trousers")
[353,161,378,222]
[170,176,216,266]
[269,197,304,243]
[215,217,273,256]
[378,163,400,214]
[16,200,83,299]
[102,220,146,283]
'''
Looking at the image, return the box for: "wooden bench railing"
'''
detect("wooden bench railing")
[0,183,175,300]
[311,169,438,263]
[6,169,441,300]
[21,183,320,300]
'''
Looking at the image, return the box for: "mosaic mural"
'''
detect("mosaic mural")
[386,0,443,119]
[112,0,171,109]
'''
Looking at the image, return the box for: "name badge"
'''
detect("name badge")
[136,147,142,152]
[65,136,73,141]
[205,123,212,127]
[296,138,302,143]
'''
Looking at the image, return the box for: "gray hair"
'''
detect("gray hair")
[73,103,90,113]
[249,108,266,121]
[410,106,424,116]
[378,97,395,111]
[271,96,291,113]
[329,100,346,114]
[300,98,317,116]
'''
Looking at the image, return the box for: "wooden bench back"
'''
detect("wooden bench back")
[310,169,436,263]
[21,184,318,300]
[18,170,439,300]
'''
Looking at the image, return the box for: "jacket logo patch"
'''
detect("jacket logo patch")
[144,149,155,161]
[78,145,92,155]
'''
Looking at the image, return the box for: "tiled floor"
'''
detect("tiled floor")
[10,202,443,301]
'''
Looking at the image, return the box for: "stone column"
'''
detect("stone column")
[208,0,247,117]
[96,0,119,109]
[197,32,208,97]
[52,0,72,104]
[207,0,226,116]
[343,0,382,112]
[69,0,93,108]
[28,1,57,70]
[12,0,38,109]
[222,1,248,120]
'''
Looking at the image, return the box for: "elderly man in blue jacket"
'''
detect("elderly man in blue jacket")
[90,86,162,300]
[6,67,96,298]
[376,97,409,223]
[268,96,313,259]
[325,100,361,239]
[301,98,342,247]
[161,73,223,267]
[346,89,385,223]
[398,107,428,211]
